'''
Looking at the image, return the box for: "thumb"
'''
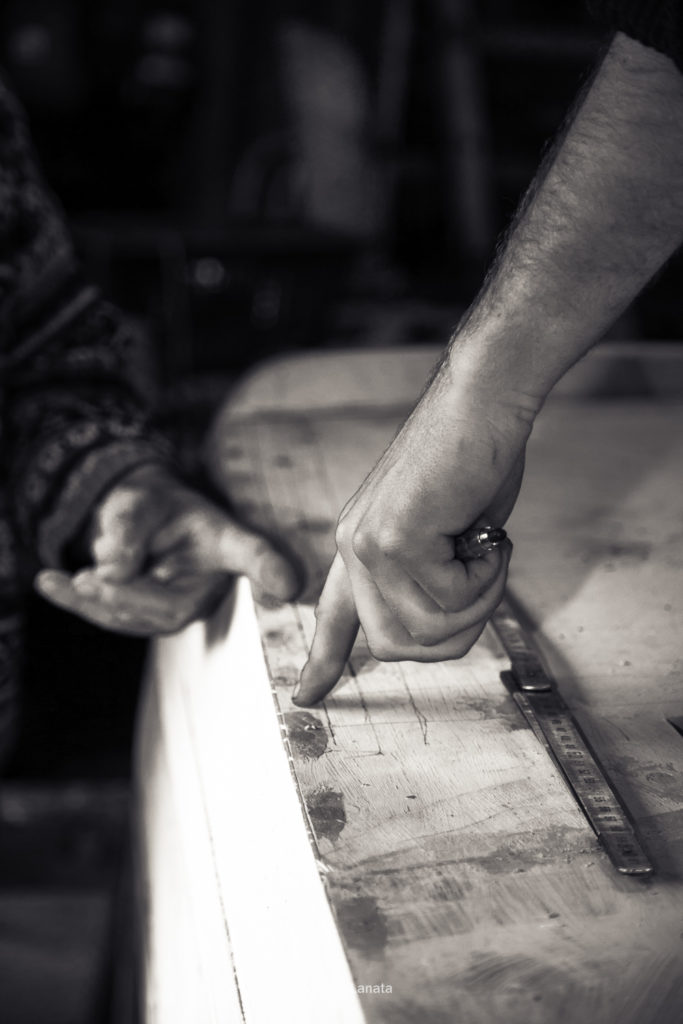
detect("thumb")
[89,485,162,582]
[213,520,302,603]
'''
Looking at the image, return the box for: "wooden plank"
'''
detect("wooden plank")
[220,341,683,418]
[141,344,683,1023]
[134,582,364,1024]
[133,656,243,1024]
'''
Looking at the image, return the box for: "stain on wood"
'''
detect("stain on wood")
[199,347,683,1023]
[336,896,389,959]
[284,711,329,759]
[305,786,346,842]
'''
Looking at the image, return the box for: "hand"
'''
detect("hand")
[293,354,535,706]
[35,463,300,635]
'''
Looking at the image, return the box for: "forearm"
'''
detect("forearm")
[298,31,683,697]
[447,32,683,409]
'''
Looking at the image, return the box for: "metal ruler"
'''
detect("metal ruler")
[492,598,653,876]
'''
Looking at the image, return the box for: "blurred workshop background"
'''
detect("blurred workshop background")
[1,2,681,1023]
[4,0,683,394]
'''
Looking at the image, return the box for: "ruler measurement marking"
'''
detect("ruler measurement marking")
[492,603,653,876]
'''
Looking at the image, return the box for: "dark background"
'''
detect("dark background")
[2,0,681,394]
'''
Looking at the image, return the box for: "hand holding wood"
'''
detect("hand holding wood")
[34,463,300,635]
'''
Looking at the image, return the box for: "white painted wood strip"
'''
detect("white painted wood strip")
[147,579,365,1024]
[136,641,245,1024]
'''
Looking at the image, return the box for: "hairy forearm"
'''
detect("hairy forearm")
[448,32,683,409]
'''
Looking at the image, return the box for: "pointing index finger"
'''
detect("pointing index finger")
[293,553,359,707]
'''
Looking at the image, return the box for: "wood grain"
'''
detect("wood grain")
[141,344,683,1023]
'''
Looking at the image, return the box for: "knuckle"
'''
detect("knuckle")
[349,525,374,563]
[334,518,353,553]
[313,601,326,623]
[375,525,404,559]
[345,522,406,564]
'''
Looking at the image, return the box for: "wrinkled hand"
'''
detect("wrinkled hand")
[35,463,300,635]
[293,358,535,706]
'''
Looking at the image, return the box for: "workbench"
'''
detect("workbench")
[133,343,683,1023]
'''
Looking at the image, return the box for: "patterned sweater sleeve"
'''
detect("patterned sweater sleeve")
[0,73,173,569]
[587,0,683,70]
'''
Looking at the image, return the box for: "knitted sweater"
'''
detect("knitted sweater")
[0,73,171,762]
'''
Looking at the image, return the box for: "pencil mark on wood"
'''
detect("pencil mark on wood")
[466,696,528,731]
[322,704,336,745]
[572,538,652,566]
[402,676,429,745]
[351,666,383,755]
[414,700,429,745]
[616,755,680,800]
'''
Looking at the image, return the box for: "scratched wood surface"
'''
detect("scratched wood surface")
[139,344,683,1024]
